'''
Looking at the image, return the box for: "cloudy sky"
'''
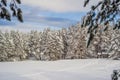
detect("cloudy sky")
[0,0,99,32]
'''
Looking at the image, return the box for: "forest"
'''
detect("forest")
[0,24,120,61]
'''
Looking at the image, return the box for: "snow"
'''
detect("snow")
[0,59,120,80]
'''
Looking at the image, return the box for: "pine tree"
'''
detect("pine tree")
[82,0,120,47]
[0,0,23,22]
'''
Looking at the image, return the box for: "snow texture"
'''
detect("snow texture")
[0,59,120,80]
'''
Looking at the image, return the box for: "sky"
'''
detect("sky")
[0,0,100,32]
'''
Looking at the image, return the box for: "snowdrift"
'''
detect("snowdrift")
[0,59,120,80]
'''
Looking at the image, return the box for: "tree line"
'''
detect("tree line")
[0,24,120,61]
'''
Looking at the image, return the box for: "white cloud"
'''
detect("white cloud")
[0,16,76,32]
[23,0,100,12]
[0,0,101,32]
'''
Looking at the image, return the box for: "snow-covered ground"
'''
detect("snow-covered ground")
[0,59,120,80]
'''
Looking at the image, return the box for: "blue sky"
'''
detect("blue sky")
[0,0,99,32]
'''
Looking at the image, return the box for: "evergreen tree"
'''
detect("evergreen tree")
[0,0,23,22]
[82,0,120,47]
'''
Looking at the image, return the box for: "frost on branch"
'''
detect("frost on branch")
[0,24,120,61]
